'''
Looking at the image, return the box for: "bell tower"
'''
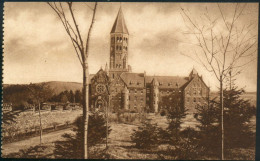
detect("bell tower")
[109,7,129,79]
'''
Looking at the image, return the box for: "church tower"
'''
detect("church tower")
[109,7,129,80]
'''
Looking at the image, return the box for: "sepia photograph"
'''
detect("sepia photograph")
[2,2,258,160]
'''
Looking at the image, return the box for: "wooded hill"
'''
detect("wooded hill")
[3,81,83,95]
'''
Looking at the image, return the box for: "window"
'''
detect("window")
[193,98,196,102]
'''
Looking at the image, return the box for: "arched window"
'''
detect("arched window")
[193,89,196,95]
[120,37,122,42]
[116,45,118,50]
[119,46,122,50]
[117,37,119,42]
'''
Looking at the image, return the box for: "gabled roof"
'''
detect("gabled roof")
[146,76,189,89]
[90,68,109,83]
[111,7,129,34]
[120,72,145,88]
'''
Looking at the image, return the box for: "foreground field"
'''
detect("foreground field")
[2,113,256,159]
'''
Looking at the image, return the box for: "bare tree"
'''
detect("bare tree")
[27,83,53,145]
[180,3,257,160]
[47,2,98,159]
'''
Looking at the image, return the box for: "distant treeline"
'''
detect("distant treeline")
[3,84,83,110]
[49,90,82,103]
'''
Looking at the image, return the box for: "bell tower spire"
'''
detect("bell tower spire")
[109,6,129,74]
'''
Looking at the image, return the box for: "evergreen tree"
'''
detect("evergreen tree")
[194,86,256,158]
[75,90,82,103]
[69,90,74,103]
[165,92,187,145]
[223,87,256,149]
[194,101,221,157]
[54,112,111,159]
[131,120,161,149]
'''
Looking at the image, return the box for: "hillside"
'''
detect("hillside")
[3,81,83,95]
[38,81,82,95]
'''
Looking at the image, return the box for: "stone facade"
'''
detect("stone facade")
[89,7,209,113]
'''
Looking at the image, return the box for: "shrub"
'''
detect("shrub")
[160,109,166,116]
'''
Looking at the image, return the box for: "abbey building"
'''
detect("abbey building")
[89,7,209,114]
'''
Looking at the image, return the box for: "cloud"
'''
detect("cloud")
[3,2,258,92]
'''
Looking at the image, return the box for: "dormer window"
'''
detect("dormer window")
[159,82,163,86]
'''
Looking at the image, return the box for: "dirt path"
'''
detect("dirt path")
[2,128,74,156]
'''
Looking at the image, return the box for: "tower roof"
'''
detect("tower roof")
[111,7,129,34]
[190,68,198,75]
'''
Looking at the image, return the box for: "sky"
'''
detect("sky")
[3,2,259,92]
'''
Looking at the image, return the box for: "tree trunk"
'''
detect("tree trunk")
[83,61,90,159]
[220,76,224,160]
[38,102,42,145]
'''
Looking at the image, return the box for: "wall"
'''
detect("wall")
[2,109,82,137]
